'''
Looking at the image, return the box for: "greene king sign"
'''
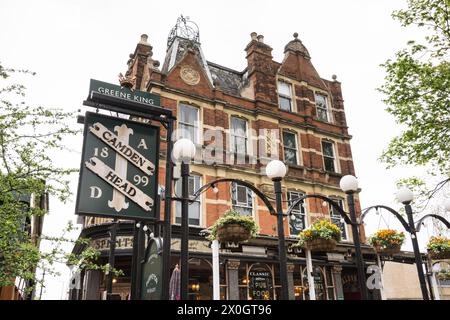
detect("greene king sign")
[76,112,159,220]
[89,79,160,106]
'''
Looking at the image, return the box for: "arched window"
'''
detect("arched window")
[188,258,213,300]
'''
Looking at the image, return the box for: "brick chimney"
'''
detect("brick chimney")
[126,34,153,91]
[244,32,279,105]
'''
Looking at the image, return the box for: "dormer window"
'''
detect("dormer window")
[278,81,293,112]
[315,93,330,122]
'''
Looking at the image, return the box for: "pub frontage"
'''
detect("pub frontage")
[71,220,398,300]
[69,17,421,300]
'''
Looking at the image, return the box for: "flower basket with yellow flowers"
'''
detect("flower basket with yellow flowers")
[368,229,405,255]
[297,219,342,252]
[427,236,450,260]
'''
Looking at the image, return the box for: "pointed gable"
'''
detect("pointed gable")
[278,33,328,91]
[165,47,215,99]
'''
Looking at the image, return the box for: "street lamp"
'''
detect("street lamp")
[396,187,430,300]
[172,138,196,300]
[266,160,289,300]
[339,175,369,300]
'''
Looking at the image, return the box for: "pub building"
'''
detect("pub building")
[69,17,418,300]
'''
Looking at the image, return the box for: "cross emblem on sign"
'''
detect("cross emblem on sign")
[76,112,159,220]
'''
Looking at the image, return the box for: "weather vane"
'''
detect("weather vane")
[167,14,200,48]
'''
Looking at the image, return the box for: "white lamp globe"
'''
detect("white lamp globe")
[396,187,414,204]
[339,175,358,193]
[443,198,450,212]
[172,138,196,163]
[266,160,287,179]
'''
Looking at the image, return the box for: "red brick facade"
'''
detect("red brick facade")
[126,32,365,242]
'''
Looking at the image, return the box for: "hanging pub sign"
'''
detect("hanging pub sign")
[141,237,163,300]
[75,111,159,220]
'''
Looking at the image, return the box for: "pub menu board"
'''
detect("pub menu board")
[249,268,273,300]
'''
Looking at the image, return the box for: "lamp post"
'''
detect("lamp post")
[396,188,429,300]
[172,138,196,300]
[266,160,289,300]
[339,175,369,300]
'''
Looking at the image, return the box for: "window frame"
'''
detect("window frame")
[329,197,347,241]
[178,103,200,144]
[231,182,254,217]
[315,92,331,123]
[175,174,202,227]
[277,80,293,112]
[321,140,338,173]
[287,191,307,237]
[282,130,300,166]
[230,116,249,155]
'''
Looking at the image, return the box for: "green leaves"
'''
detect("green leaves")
[0,63,82,292]
[207,209,259,241]
[379,0,450,175]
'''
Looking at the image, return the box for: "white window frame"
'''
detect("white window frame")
[329,198,347,241]
[321,140,338,173]
[230,116,248,155]
[178,103,200,144]
[278,80,293,112]
[287,191,307,237]
[315,92,331,123]
[175,175,202,227]
[231,182,254,217]
[282,130,300,166]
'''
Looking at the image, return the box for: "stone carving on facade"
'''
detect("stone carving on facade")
[227,260,240,270]
[118,72,136,89]
[287,263,296,273]
[180,65,200,85]
[332,265,343,273]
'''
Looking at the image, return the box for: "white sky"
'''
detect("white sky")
[1,0,447,299]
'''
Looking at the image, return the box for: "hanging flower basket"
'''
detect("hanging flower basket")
[305,238,337,252]
[368,229,405,256]
[297,219,341,252]
[373,244,402,255]
[436,270,450,281]
[207,209,258,243]
[427,236,450,260]
[428,250,450,260]
[217,223,251,243]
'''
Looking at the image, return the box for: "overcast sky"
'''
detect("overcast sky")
[1,0,447,299]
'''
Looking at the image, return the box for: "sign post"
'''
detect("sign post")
[75,79,175,300]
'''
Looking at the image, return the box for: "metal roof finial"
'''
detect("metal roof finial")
[167,15,200,48]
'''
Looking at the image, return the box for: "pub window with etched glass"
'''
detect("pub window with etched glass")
[277,81,293,112]
[283,130,299,165]
[329,198,347,241]
[322,140,337,173]
[288,191,306,237]
[230,116,248,155]
[231,182,253,216]
[315,93,330,122]
[178,103,199,143]
[175,175,201,226]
